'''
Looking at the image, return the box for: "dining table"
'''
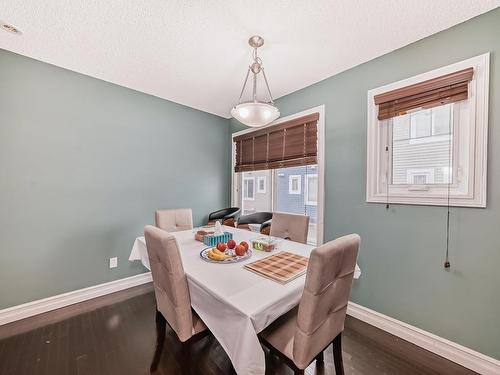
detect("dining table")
[129,225,361,375]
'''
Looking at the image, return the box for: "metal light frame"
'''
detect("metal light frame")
[231,36,280,127]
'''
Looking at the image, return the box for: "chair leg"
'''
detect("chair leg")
[332,332,345,375]
[181,341,192,375]
[315,350,324,363]
[150,309,167,372]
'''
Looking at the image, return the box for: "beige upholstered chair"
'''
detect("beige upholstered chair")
[259,234,360,375]
[270,212,310,244]
[155,208,193,232]
[144,225,208,372]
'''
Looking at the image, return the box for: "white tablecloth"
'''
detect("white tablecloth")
[129,226,361,374]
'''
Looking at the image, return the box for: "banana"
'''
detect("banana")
[207,248,232,261]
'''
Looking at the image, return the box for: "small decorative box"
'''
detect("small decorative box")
[251,237,281,252]
[203,232,233,247]
[195,230,213,242]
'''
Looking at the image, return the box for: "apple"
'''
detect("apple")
[216,242,226,252]
[227,239,236,249]
[240,241,249,251]
[234,244,246,257]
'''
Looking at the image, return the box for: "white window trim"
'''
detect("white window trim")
[231,105,326,245]
[366,53,489,208]
[243,176,255,201]
[256,176,266,193]
[289,175,302,194]
[305,174,318,206]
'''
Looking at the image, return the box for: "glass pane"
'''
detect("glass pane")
[258,178,265,192]
[393,115,410,141]
[392,104,453,185]
[307,175,318,203]
[275,165,318,245]
[410,109,432,138]
[240,171,271,215]
[432,104,452,135]
[413,175,427,185]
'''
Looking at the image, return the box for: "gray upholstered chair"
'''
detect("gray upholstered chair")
[144,225,208,372]
[269,212,310,244]
[259,234,360,375]
[155,208,193,232]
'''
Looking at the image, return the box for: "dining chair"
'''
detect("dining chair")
[258,234,360,375]
[144,225,209,372]
[236,211,273,232]
[269,212,310,244]
[207,207,241,227]
[260,219,272,235]
[155,208,193,232]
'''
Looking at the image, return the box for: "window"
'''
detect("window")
[289,175,301,194]
[366,54,489,207]
[232,106,325,245]
[240,172,271,215]
[257,177,266,193]
[305,174,318,205]
[276,166,318,244]
[392,104,453,186]
[243,177,255,200]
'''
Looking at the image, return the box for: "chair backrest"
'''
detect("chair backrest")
[207,207,241,227]
[144,225,194,342]
[155,208,193,232]
[293,234,360,369]
[236,212,273,228]
[270,212,310,244]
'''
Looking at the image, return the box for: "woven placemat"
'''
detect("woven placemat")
[244,251,309,284]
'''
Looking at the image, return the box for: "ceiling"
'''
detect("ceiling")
[1,1,499,118]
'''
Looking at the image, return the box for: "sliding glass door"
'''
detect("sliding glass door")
[237,164,319,245]
[232,106,325,246]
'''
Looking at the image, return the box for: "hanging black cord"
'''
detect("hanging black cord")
[386,119,391,210]
[444,105,452,269]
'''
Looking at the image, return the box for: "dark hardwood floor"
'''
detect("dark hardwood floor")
[0,286,475,375]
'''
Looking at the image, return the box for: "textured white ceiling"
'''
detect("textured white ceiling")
[1,1,498,118]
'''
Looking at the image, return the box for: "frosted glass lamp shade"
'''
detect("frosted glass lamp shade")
[231,102,280,127]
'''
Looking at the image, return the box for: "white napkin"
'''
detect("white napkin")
[214,221,223,235]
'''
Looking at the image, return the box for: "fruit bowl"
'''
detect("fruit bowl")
[200,247,252,264]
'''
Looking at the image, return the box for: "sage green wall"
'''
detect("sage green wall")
[0,49,231,309]
[232,9,500,359]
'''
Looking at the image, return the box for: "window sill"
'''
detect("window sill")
[366,193,486,208]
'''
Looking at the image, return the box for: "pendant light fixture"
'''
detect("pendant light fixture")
[231,36,280,127]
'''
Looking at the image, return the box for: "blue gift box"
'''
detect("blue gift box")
[203,232,233,247]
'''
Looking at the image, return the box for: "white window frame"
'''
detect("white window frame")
[289,175,302,194]
[243,177,255,201]
[256,176,266,193]
[231,105,326,244]
[304,174,318,206]
[366,53,489,207]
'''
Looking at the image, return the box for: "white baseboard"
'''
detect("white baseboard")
[347,302,500,375]
[0,272,152,326]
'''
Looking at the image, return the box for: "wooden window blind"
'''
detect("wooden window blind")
[374,67,474,121]
[234,113,319,172]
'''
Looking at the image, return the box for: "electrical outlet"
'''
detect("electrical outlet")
[109,257,118,269]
